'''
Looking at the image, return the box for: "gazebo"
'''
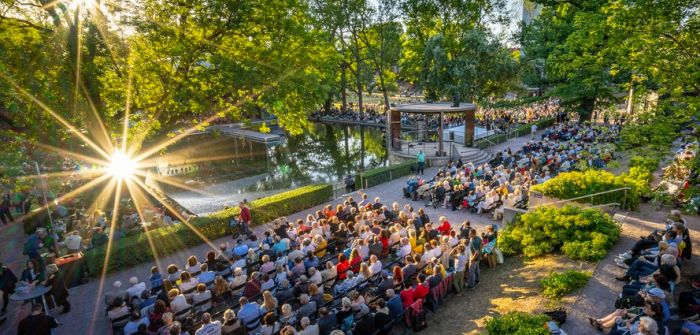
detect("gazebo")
[389,102,477,157]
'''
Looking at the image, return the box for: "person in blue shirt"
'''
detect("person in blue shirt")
[232,239,248,258]
[385,289,403,319]
[237,296,262,332]
[149,266,163,294]
[416,150,425,175]
[197,263,215,285]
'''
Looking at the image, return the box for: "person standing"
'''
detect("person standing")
[239,200,252,236]
[0,192,14,225]
[466,229,482,289]
[530,123,538,140]
[0,262,18,314]
[44,264,71,313]
[416,150,425,175]
[450,245,467,295]
[17,303,58,335]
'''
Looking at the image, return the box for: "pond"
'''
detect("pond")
[154,124,396,214]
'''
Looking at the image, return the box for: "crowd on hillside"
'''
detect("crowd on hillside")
[586,210,696,335]
[310,99,562,136]
[100,193,494,335]
[403,121,621,220]
[476,98,561,133]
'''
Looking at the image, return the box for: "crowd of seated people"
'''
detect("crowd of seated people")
[587,210,694,335]
[477,99,560,133]
[403,121,620,219]
[310,99,560,134]
[104,194,495,335]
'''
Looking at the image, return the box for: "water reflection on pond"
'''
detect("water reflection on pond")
[157,124,394,214]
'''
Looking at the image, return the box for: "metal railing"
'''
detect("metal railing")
[529,187,631,210]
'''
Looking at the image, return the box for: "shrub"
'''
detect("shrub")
[355,161,416,189]
[485,312,550,335]
[540,270,591,299]
[83,184,333,276]
[629,155,660,174]
[497,206,620,261]
[530,168,651,210]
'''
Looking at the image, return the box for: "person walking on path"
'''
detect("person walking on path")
[43,264,71,313]
[416,150,425,175]
[0,192,14,225]
[239,200,252,236]
[466,229,482,289]
[530,123,538,140]
[0,262,18,314]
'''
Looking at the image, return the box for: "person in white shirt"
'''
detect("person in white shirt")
[126,276,147,300]
[64,231,82,253]
[195,312,222,335]
[368,255,383,276]
[168,289,191,314]
[396,238,412,259]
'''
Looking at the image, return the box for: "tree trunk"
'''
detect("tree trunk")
[356,60,363,121]
[341,62,347,113]
[578,98,595,122]
[378,69,390,111]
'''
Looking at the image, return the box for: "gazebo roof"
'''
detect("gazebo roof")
[390,102,476,113]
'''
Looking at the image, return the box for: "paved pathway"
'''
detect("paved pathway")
[0,129,547,335]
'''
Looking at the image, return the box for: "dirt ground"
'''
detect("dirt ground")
[424,254,596,335]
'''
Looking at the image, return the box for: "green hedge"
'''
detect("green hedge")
[485,312,551,335]
[498,205,620,261]
[83,184,333,276]
[530,167,651,210]
[474,117,555,149]
[355,161,416,189]
[540,270,591,299]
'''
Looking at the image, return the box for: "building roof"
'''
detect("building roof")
[390,102,476,114]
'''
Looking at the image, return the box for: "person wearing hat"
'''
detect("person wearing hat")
[64,230,82,254]
[43,263,70,313]
[0,262,18,314]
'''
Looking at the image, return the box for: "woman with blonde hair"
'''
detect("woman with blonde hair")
[349,248,362,273]
[221,308,243,334]
[260,290,278,316]
[186,256,201,275]
[212,276,229,305]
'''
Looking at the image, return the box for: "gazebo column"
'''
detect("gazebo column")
[390,109,401,149]
[464,110,475,147]
[438,111,443,156]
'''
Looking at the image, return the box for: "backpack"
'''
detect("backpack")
[544,309,567,324]
[412,309,427,332]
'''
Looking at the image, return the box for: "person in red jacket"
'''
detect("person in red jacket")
[436,216,451,235]
[349,249,362,274]
[336,254,350,280]
[412,275,429,301]
[239,200,252,235]
[400,285,414,309]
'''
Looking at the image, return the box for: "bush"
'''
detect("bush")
[485,312,550,335]
[629,155,660,174]
[530,168,651,210]
[355,161,416,189]
[540,270,591,299]
[497,206,620,261]
[83,184,333,276]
